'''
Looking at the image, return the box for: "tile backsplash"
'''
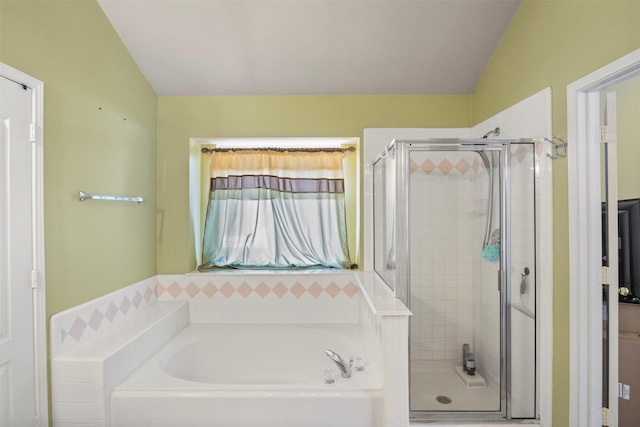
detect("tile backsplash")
[157,272,361,324]
[50,276,157,358]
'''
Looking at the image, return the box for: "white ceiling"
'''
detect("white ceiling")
[98,0,521,96]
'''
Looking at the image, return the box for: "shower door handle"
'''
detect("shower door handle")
[498,270,506,292]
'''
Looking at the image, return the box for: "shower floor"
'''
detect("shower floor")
[410,359,500,412]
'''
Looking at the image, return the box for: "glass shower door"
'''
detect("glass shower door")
[406,146,504,416]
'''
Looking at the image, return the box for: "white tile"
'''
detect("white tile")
[73,362,94,383]
[386,397,401,424]
[51,382,74,404]
[73,403,94,424]
[73,382,94,404]
[52,361,74,383]
[93,390,106,418]
[52,402,74,423]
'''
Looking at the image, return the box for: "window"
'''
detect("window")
[194,140,358,270]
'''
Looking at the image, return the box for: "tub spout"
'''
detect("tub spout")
[325,349,352,378]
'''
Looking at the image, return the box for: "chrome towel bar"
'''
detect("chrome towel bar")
[78,191,147,203]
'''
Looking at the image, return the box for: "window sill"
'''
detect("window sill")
[186,268,357,276]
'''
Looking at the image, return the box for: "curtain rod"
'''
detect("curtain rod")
[201,146,356,154]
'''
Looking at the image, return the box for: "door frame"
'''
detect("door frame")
[0,62,47,426]
[567,48,640,427]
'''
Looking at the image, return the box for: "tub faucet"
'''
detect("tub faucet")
[325,349,352,378]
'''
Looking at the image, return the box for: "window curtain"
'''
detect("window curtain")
[198,149,352,270]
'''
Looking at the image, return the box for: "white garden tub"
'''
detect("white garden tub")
[110,324,383,427]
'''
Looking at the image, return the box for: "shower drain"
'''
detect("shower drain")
[435,395,452,405]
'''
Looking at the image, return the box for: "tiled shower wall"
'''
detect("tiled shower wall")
[408,152,476,361]
[472,87,553,421]
[407,147,535,373]
[470,144,538,397]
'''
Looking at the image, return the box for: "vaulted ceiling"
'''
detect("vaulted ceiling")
[98,0,521,96]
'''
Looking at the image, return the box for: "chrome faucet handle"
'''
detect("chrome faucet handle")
[352,356,365,371]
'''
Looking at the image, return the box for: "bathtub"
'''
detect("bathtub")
[110,324,384,427]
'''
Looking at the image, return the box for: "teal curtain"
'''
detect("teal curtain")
[198,149,352,270]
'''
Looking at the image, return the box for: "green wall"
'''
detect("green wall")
[472,1,640,425]
[157,95,471,273]
[0,0,158,317]
[615,75,640,200]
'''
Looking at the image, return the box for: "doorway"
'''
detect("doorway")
[0,63,47,426]
[568,48,640,427]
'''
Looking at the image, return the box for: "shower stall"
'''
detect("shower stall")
[373,139,537,422]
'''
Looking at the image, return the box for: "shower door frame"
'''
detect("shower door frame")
[393,139,516,422]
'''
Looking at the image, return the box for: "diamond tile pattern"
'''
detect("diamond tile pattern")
[119,297,131,315]
[472,158,480,172]
[342,281,359,298]
[325,282,342,298]
[185,282,200,298]
[255,282,270,298]
[514,144,529,163]
[105,303,118,322]
[220,282,236,298]
[155,277,361,301]
[237,282,253,298]
[167,282,183,298]
[202,282,218,298]
[272,282,288,298]
[455,158,471,174]
[88,309,104,331]
[57,275,362,349]
[437,159,453,174]
[290,282,306,298]
[409,158,419,174]
[307,282,324,298]
[68,317,87,341]
[410,151,533,176]
[132,291,143,308]
[57,282,157,347]
[421,159,436,175]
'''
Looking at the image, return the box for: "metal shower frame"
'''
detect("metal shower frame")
[373,137,537,423]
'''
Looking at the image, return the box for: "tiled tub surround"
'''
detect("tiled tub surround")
[50,301,189,427]
[358,272,412,427]
[50,276,158,358]
[157,271,361,324]
[50,271,412,427]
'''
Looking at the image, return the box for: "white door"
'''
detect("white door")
[0,75,37,426]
